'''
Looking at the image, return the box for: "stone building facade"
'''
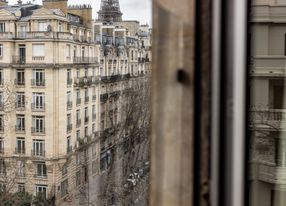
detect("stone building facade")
[0,0,151,205]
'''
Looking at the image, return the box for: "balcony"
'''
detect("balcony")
[15,126,25,133]
[34,173,47,179]
[249,109,286,122]
[27,31,54,39]
[76,98,81,105]
[31,150,45,157]
[76,119,81,127]
[250,162,286,184]
[15,148,25,155]
[85,116,89,124]
[56,32,73,40]
[12,56,26,64]
[0,32,13,39]
[31,79,45,87]
[31,127,45,135]
[31,103,45,112]
[32,56,45,61]
[17,32,27,38]
[67,124,72,133]
[74,77,93,87]
[67,101,73,110]
[14,79,25,86]
[85,96,89,104]
[73,57,98,64]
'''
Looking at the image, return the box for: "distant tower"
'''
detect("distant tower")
[98,0,123,22]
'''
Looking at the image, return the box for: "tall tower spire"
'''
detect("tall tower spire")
[98,0,123,22]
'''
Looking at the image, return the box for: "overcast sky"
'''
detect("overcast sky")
[8,0,152,24]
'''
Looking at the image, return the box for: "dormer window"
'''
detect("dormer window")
[0,23,5,33]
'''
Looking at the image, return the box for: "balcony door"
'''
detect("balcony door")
[19,45,26,64]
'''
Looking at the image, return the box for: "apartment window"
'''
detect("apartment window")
[16,138,25,154]
[32,44,45,57]
[76,152,81,165]
[92,160,98,174]
[76,170,81,186]
[67,114,72,132]
[92,67,96,76]
[16,115,25,132]
[76,130,80,141]
[0,44,3,57]
[0,138,3,154]
[85,68,88,77]
[38,22,48,31]
[77,69,81,78]
[0,92,3,108]
[35,185,47,199]
[76,110,81,127]
[58,22,63,32]
[62,163,68,176]
[66,44,71,58]
[92,105,96,121]
[92,142,97,156]
[85,107,89,123]
[32,116,45,133]
[67,69,72,85]
[32,93,45,110]
[0,159,5,175]
[67,136,71,153]
[82,47,85,57]
[16,69,25,85]
[61,179,68,197]
[0,23,5,32]
[85,88,89,103]
[92,123,96,134]
[36,162,47,178]
[84,126,88,137]
[0,69,3,85]
[67,92,72,109]
[33,140,45,156]
[32,69,45,86]
[92,87,96,101]
[18,183,25,192]
[15,93,24,111]
[0,115,4,132]
[76,89,81,105]
[73,46,77,57]
[17,160,25,177]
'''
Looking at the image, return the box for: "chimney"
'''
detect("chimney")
[42,0,68,15]
[0,0,8,6]
[68,5,93,29]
